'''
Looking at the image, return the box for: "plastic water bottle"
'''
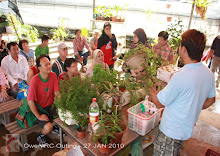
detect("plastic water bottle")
[89,98,99,135]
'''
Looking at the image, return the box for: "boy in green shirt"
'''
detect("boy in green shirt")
[35,35,50,58]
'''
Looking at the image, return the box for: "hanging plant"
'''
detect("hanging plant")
[192,0,215,19]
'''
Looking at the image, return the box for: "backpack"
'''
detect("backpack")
[15,98,49,129]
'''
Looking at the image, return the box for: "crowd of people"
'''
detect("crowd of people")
[0,21,219,155]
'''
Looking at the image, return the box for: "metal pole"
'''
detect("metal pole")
[188,0,195,29]
[92,0,95,30]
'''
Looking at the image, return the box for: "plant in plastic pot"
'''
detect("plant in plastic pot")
[76,115,89,139]
[192,0,214,19]
[102,81,122,113]
[95,112,116,154]
[107,106,127,143]
[118,79,126,92]
[54,76,102,128]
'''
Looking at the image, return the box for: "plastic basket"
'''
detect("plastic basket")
[127,101,164,136]
[205,149,220,156]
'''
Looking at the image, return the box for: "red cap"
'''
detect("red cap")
[92,98,97,102]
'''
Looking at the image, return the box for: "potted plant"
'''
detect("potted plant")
[107,106,127,143]
[96,112,116,154]
[0,13,8,32]
[167,16,172,22]
[102,81,122,113]
[118,80,126,92]
[50,19,67,42]
[119,44,163,106]
[100,6,106,20]
[7,14,39,42]
[91,64,118,95]
[166,3,171,9]
[193,0,214,19]
[76,115,89,139]
[54,76,101,130]
[94,6,101,20]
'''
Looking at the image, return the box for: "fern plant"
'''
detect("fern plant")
[54,76,101,128]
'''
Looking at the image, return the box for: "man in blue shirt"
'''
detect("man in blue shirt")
[150,29,216,156]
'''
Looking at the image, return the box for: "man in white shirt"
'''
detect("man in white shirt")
[1,42,29,98]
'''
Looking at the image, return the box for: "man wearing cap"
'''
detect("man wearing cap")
[52,43,68,77]
[73,29,92,66]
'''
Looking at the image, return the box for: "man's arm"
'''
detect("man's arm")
[28,100,49,121]
[205,49,214,63]
[202,97,215,109]
[149,87,164,108]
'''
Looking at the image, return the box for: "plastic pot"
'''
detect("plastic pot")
[98,139,111,154]
[77,127,86,139]
[112,123,127,143]
[167,16,172,22]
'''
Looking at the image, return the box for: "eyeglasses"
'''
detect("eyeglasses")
[62,47,68,50]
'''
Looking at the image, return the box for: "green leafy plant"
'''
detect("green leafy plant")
[54,76,101,128]
[96,111,116,144]
[166,19,186,51]
[119,44,163,106]
[91,64,118,94]
[191,0,215,19]
[50,19,67,41]
[192,0,215,7]
[7,14,39,43]
[107,106,125,134]
[81,27,89,38]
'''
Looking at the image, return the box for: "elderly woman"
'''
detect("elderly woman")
[89,29,99,51]
[0,67,10,103]
[86,49,109,77]
[153,31,174,63]
[58,58,80,82]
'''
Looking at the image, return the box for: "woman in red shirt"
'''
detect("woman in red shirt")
[97,22,117,69]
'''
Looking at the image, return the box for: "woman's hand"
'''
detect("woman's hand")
[1,90,9,102]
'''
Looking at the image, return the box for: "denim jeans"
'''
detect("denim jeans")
[75,51,89,66]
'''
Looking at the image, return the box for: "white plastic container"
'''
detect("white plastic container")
[58,109,77,125]
[127,101,164,136]
[157,64,179,83]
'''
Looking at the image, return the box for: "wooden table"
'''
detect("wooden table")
[54,105,141,156]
